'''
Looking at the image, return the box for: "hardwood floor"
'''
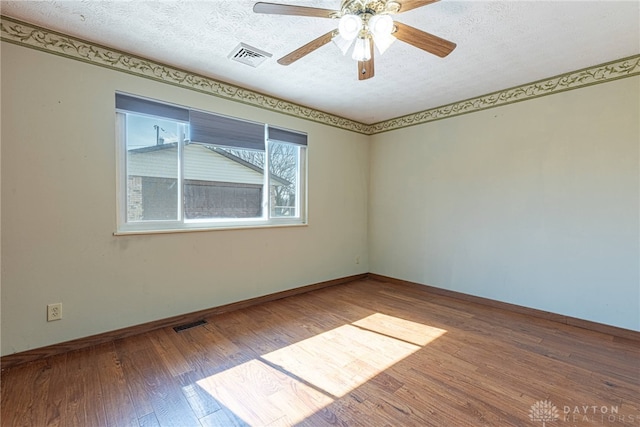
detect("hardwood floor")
[2,278,639,426]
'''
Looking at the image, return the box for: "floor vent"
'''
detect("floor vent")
[173,319,207,333]
[228,43,272,67]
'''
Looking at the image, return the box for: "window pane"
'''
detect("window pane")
[125,113,184,222]
[185,180,262,219]
[139,177,178,220]
[117,94,307,232]
[183,145,265,219]
[269,142,299,218]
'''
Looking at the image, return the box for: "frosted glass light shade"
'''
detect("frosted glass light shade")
[369,15,394,38]
[333,34,354,55]
[369,14,396,55]
[351,37,371,61]
[338,14,363,41]
[373,32,396,54]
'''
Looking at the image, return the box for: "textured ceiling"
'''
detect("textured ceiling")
[1,1,639,124]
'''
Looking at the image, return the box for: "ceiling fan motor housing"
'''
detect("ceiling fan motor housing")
[340,0,400,16]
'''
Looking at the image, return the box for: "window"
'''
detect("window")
[116,93,307,233]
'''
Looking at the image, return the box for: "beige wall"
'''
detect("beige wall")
[0,42,370,355]
[370,76,640,331]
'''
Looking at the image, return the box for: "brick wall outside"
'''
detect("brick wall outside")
[127,176,143,221]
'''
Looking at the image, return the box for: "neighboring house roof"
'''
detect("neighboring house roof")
[127,143,290,186]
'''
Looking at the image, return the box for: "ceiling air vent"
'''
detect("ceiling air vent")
[228,43,272,67]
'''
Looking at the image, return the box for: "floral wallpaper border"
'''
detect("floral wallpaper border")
[2,16,639,135]
[370,55,640,134]
[0,16,368,134]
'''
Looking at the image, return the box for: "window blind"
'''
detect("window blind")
[115,93,189,122]
[189,110,265,151]
[116,93,271,151]
[268,126,308,146]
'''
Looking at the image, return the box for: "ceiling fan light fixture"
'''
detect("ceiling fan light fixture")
[252,0,457,80]
[351,36,371,62]
[338,14,362,41]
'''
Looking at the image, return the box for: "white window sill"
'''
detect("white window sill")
[113,222,308,236]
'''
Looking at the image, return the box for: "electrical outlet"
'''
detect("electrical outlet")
[47,303,62,321]
[355,256,360,265]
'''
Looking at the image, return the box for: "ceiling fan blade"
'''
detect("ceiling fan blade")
[396,0,440,13]
[277,30,335,65]
[253,2,338,18]
[393,22,456,57]
[358,41,375,80]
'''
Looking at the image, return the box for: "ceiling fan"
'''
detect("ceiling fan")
[253,0,456,80]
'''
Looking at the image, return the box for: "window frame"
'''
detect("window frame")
[115,93,307,235]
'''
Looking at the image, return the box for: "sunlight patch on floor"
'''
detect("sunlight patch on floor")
[353,313,447,346]
[196,358,332,426]
[197,313,447,425]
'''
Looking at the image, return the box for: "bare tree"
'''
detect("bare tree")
[222,142,298,216]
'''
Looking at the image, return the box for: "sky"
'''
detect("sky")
[126,113,185,149]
